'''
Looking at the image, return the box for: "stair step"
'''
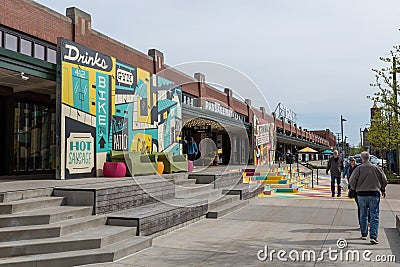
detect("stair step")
[0,215,107,242]
[275,188,299,193]
[0,206,93,228]
[269,184,293,188]
[0,225,136,257]
[176,188,222,199]
[206,200,249,219]
[171,179,197,186]
[261,180,288,184]
[0,196,66,214]
[0,236,152,267]
[208,195,240,210]
[1,188,54,203]
[175,184,214,197]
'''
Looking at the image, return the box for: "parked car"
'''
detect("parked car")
[349,154,386,168]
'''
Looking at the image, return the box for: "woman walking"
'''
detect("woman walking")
[187,137,198,161]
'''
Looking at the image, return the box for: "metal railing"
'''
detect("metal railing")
[268,150,318,188]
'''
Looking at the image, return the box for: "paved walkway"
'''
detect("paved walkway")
[89,174,400,267]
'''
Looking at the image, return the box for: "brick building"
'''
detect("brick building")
[0,0,331,178]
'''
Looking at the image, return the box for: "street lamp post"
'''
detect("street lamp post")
[341,115,347,157]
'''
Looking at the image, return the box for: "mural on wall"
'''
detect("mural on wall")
[58,38,182,179]
[253,115,276,166]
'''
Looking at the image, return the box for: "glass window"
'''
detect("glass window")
[20,38,32,56]
[47,48,56,63]
[34,43,45,60]
[5,33,18,51]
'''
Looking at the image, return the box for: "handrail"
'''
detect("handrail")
[296,161,319,187]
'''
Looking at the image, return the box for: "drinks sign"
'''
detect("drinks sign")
[61,39,113,72]
[66,133,94,174]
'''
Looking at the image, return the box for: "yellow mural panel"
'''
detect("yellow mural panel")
[137,68,151,124]
[131,133,153,154]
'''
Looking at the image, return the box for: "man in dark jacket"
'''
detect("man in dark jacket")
[349,151,387,245]
[326,150,344,197]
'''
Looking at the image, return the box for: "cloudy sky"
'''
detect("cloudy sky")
[36,0,400,145]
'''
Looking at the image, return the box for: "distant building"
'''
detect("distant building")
[310,129,337,149]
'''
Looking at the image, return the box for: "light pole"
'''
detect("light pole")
[341,115,347,157]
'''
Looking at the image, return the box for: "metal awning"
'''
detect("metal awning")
[0,47,56,80]
[182,104,250,130]
[277,133,328,150]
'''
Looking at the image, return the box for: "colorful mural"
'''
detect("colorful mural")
[58,38,182,179]
[253,115,276,166]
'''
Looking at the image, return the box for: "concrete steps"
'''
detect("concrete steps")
[0,225,136,257]
[0,236,152,267]
[0,206,93,227]
[0,196,66,214]
[0,191,153,266]
[0,216,107,242]
[206,199,249,219]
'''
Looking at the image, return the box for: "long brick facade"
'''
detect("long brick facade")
[0,0,330,148]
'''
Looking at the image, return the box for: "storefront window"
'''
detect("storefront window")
[47,48,56,63]
[20,38,32,56]
[5,33,18,51]
[34,44,45,60]
[13,102,56,172]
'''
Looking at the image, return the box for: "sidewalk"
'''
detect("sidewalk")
[89,174,400,267]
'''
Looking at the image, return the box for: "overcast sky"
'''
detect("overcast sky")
[36,0,400,146]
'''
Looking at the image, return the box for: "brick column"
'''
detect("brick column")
[66,7,92,42]
[194,73,206,107]
[148,49,164,74]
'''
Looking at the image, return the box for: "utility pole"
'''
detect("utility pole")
[393,57,399,173]
[341,115,347,157]
[360,128,363,147]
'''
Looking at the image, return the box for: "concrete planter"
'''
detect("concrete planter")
[388,179,400,184]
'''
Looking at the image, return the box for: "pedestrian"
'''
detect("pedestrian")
[182,135,188,155]
[343,157,362,221]
[349,151,387,244]
[326,150,344,197]
[286,149,293,164]
[187,137,198,161]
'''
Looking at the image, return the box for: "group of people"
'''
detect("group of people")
[182,136,199,161]
[326,150,387,245]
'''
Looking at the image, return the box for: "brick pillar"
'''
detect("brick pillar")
[260,107,265,119]
[245,99,252,123]
[66,7,92,42]
[148,49,164,74]
[194,73,206,107]
[224,88,233,108]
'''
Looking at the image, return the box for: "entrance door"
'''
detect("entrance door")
[13,102,56,173]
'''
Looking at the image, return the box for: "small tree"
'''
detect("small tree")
[369,48,400,171]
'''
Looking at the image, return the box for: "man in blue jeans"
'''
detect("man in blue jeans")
[326,150,344,197]
[349,152,387,244]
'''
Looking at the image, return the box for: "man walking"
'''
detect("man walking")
[326,150,343,197]
[349,152,387,244]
